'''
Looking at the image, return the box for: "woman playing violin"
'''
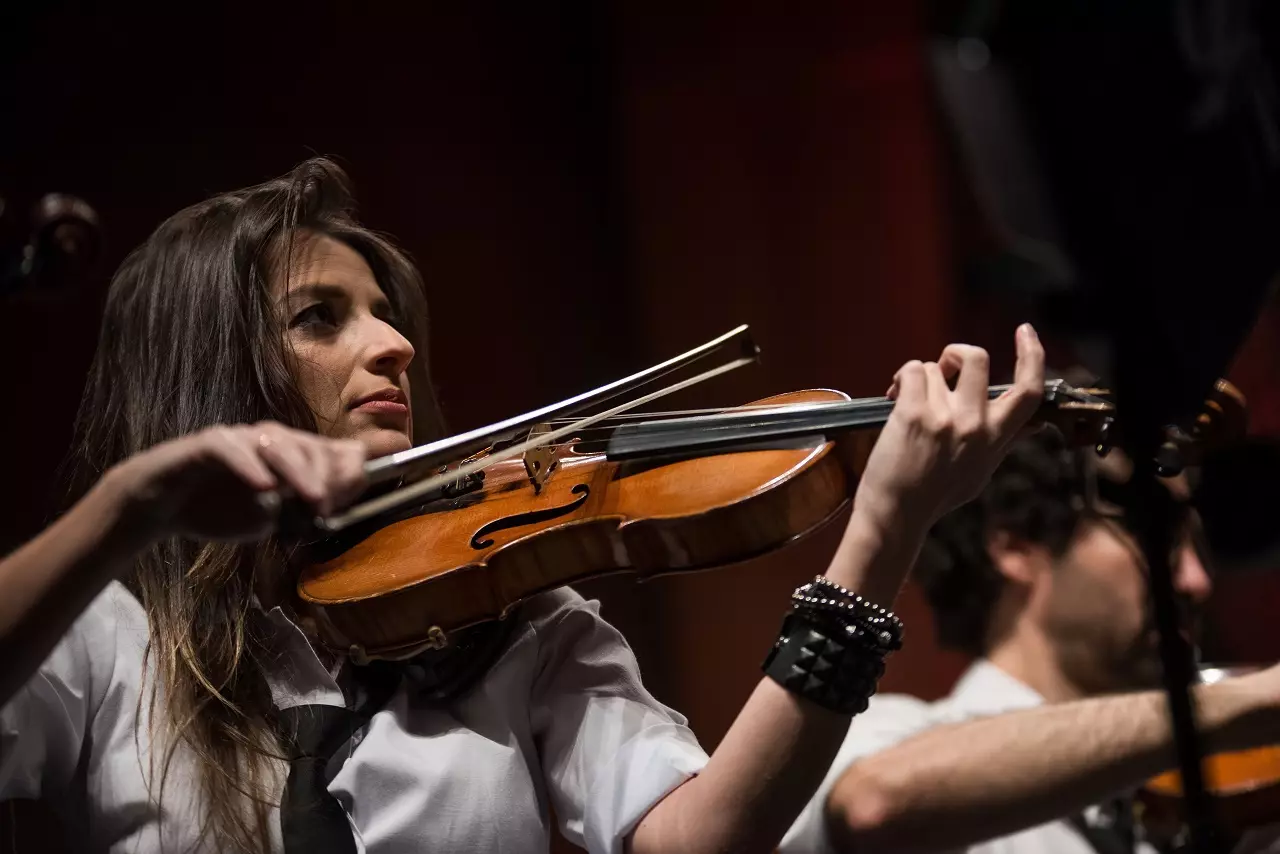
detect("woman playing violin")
[0,157,1045,853]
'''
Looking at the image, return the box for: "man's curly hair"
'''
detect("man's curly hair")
[914,426,1089,656]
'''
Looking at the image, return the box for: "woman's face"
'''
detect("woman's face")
[274,233,415,459]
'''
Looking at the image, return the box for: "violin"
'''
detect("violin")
[1137,665,1280,845]
[283,325,1241,664]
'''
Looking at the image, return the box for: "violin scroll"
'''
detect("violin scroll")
[1030,378,1248,474]
[1155,379,1249,475]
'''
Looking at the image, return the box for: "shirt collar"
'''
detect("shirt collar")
[948,659,1045,716]
[254,604,348,711]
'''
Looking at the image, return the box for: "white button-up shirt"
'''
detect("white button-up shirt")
[0,580,709,853]
[780,660,1280,854]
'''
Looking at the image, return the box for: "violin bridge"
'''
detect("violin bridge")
[523,423,560,494]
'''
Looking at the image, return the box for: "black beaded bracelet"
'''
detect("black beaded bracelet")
[791,577,904,652]
[791,592,903,654]
[807,576,904,628]
[762,609,888,715]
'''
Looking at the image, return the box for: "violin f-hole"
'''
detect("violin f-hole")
[470,483,591,550]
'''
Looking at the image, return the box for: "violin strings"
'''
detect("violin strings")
[529,384,1029,445]
[529,399,888,445]
[529,381,1046,446]
[540,382,1025,428]
[540,396,899,431]
[539,398,882,426]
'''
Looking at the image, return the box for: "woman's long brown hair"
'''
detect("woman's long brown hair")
[63,157,444,852]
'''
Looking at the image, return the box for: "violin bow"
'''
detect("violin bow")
[311,325,761,533]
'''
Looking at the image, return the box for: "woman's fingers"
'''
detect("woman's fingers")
[989,324,1045,444]
[239,425,366,517]
[126,421,371,543]
[893,361,927,416]
[325,439,369,510]
[922,362,950,423]
[203,427,278,492]
[937,344,990,437]
[252,424,327,509]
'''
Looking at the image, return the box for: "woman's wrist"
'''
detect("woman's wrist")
[762,523,910,717]
[91,461,168,555]
[824,504,926,606]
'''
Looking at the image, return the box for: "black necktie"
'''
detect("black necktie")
[273,615,517,853]
[277,662,401,854]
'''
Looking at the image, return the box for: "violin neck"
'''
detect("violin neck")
[604,383,1045,462]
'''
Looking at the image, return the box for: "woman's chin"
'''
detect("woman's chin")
[360,428,414,460]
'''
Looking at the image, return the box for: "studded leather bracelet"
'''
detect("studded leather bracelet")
[762,578,901,715]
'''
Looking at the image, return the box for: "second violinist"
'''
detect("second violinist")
[0,157,1044,854]
[783,419,1280,854]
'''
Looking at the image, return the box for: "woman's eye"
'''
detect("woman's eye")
[290,303,337,329]
[379,308,407,333]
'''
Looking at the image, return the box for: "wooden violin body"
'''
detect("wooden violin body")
[297,390,876,660]
[1138,665,1280,843]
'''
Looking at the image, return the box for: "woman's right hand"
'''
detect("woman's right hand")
[105,422,367,543]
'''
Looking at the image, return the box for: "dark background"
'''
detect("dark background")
[3,2,1279,851]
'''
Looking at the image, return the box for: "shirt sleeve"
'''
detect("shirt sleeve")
[0,581,128,800]
[526,588,709,854]
[778,692,936,854]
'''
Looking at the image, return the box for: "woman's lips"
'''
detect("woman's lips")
[349,387,409,416]
[354,399,409,415]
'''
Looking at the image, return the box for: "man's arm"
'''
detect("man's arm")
[825,670,1280,854]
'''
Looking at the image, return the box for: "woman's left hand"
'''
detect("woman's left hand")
[852,323,1045,539]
